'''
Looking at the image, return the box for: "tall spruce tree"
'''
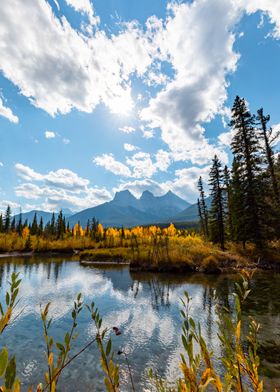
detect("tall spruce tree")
[10,217,16,232]
[223,165,233,239]
[56,210,65,239]
[208,155,225,250]
[38,217,44,236]
[256,108,280,205]
[31,213,38,235]
[230,158,246,246]
[4,205,11,233]
[17,210,23,236]
[230,96,264,247]
[197,176,209,237]
[50,213,56,236]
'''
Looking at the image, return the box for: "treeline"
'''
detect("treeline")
[198,95,280,250]
[0,208,105,241]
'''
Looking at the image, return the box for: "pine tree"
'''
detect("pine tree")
[223,165,233,239]
[17,210,23,236]
[4,205,11,233]
[38,217,44,236]
[11,217,16,232]
[56,210,65,239]
[31,213,38,235]
[50,213,56,236]
[256,108,280,205]
[208,155,225,250]
[230,96,264,247]
[0,214,3,233]
[197,199,204,235]
[230,159,246,246]
[197,176,209,237]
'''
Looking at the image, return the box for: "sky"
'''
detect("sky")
[0,0,280,214]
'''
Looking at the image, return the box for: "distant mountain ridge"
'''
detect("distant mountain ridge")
[67,190,190,227]
[13,209,73,225]
[13,190,201,228]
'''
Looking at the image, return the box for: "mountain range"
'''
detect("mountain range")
[14,190,204,228]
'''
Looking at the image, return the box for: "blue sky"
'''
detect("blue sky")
[0,0,280,213]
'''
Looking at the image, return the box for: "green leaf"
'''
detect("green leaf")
[106,339,112,356]
[5,292,10,306]
[56,342,65,353]
[0,347,8,377]
[5,355,16,389]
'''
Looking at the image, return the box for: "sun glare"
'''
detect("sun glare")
[109,94,134,116]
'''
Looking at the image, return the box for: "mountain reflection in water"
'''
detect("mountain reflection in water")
[0,257,279,391]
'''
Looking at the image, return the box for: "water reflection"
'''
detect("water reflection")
[0,257,279,391]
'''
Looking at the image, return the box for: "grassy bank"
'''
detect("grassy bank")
[1,226,280,273]
[80,235,254,273]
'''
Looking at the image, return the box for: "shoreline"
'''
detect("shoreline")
[0,249,280,274]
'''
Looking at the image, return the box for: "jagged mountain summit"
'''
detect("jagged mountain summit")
[67,190,190,227]
[13,190,200,228]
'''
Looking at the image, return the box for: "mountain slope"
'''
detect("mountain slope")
[171,197,211,222]
[67,202,160,228]
[67,190,190,227]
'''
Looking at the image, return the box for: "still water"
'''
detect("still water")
[0,256,279,391]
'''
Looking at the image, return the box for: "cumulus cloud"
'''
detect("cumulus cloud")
[65,0,99,25]
[14,163,111,211]
[140,0,240,165]
[45,131,56,139]
[0,1,157,117]
[94,150,172,179]
[93,154,132,177]
[126,152,157,178]
[241,0,280,38]
[0,97,19,123]
[15,163,89,191]
[0,199,21,213]
[15,163,44,181]
[123,143,138,152]
[119,126,135,134]
[114,165,210,202]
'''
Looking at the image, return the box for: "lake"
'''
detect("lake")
[0,256,279,391]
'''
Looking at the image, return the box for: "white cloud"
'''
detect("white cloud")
[218,130,233,147]
[93,154,132,177]
[140,0,240,165]
[0,200,21,214]
[123,143,138,152]
[94,149,172,179]
[155,149,171,172]
[113,179,169,198]
[114,165,210,203]
[62,138,70,144]
[15,163,44,181]
[1,0,280,180]
[14,163,112,211]
[64,0,99,25]
[141,128,154,139]
[119,126,135,134]
[0,162,3,167]
[241,0,280,38]
[0,1,157,117]
[45,130,56,139]
[15,163,89,191]
[126,152,156,178]
[0,97,19,123]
